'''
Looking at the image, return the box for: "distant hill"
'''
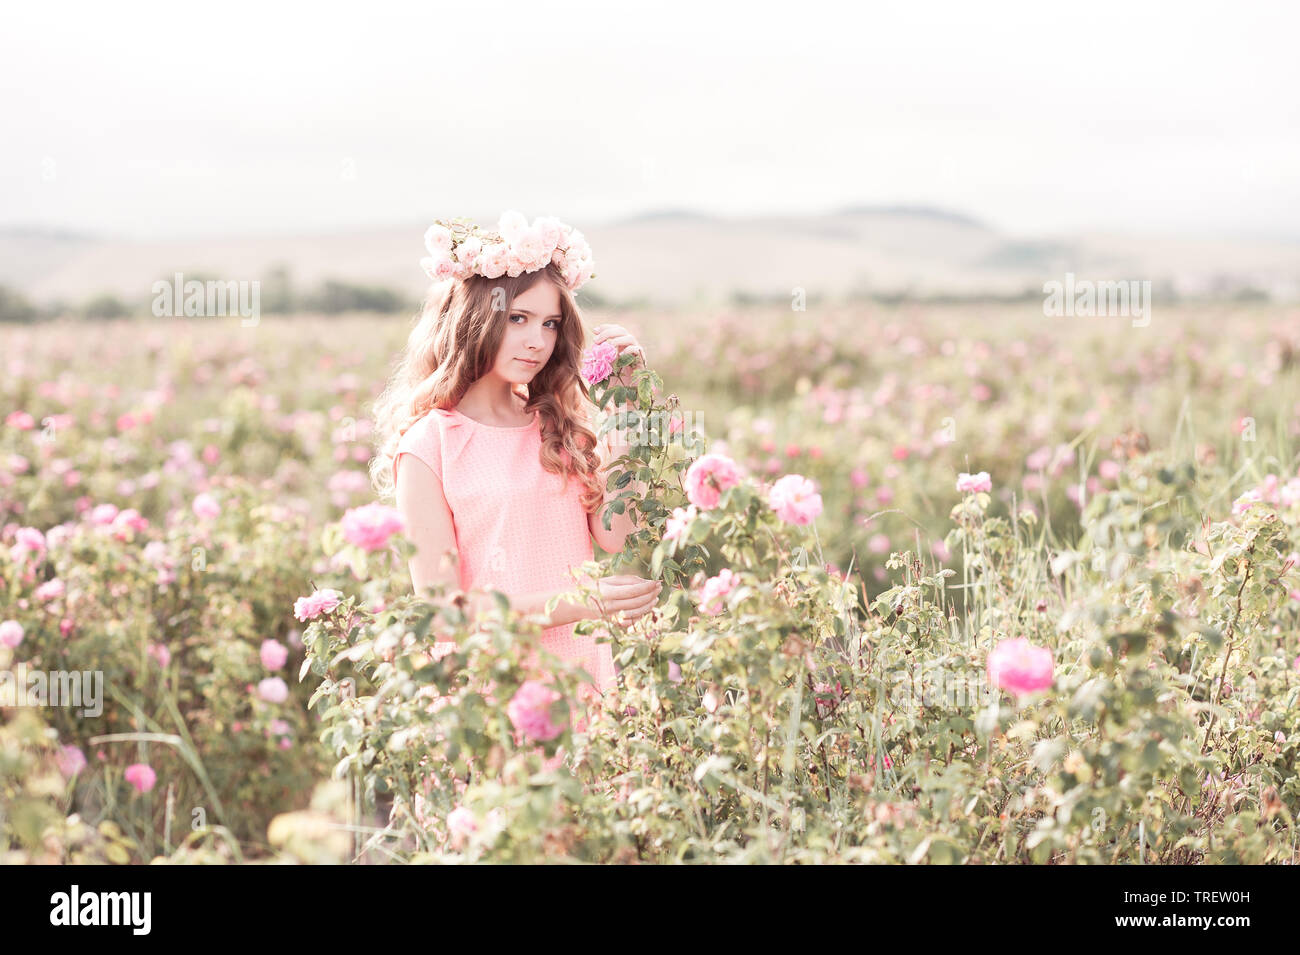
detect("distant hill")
[2,207,1298,309]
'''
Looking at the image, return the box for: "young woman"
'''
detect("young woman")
[370,212,661,702]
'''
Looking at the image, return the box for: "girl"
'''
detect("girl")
[370,212,661,707]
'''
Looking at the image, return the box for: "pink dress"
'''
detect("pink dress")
[392,401,617,702]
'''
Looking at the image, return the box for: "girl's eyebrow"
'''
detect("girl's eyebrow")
[512,308,562,319]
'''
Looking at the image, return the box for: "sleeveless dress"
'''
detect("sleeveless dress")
[392,400,618,706]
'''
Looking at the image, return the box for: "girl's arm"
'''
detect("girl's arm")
[394,452,460,604]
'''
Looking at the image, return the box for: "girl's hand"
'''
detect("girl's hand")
[593,573,662,623]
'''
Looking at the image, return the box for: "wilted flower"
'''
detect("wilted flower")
[812,681,842,719]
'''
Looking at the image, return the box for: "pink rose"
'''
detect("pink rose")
[260,638,289,670]
[148,643,171,668]
[293,588,342,622]
[192,492,221,520]
[35,578,65,602]
[90,503,119,526]
[956,471,992,494]
[124,763,157,793]
[698,568,739,615]
[57,745,86,778]
[5,410,35,430]
[986,637,1053,699]
[1231,490,1263,518]
[457,236,483,266]
[111,508,148,538]
[535,217,563,251]
[142,540,172,569]
[479,243,509,279]
[257,677,290,704]
[684,453,743,510]
[511,226,550,268]
[497,210,528,242]
[340,503,404,552]
[506,680,566,742]
[581,341,619,386]
[420,254,456,281]
[423,224,454,256]
[446,806,478,849]
[0,619,23,649]
[767,474,823,525]
[663,505,697,543]
[505,250,530,278]
[13,526,47,562]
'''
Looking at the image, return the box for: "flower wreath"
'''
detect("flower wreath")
[421,210,596,291]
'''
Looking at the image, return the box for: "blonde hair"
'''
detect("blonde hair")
[369,263,605,513]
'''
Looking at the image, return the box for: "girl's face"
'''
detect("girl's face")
[492,279,563,383]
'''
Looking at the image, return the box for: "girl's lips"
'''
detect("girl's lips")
[516,358,540,366]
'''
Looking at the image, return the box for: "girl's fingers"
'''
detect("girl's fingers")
[604,578,648,597]
[609,585,661,612]
[606,576,659,593]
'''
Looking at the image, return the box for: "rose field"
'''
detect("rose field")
[2,301,1300,864]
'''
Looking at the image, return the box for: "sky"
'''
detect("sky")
[2,0,1298,242]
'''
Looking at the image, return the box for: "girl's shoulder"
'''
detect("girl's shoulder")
[393,407,463,485]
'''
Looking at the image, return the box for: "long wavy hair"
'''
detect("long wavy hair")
[369,262,605,513]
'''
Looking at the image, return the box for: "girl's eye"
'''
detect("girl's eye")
[510,313,559,329]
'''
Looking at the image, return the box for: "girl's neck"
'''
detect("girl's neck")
[456,377,531,426]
